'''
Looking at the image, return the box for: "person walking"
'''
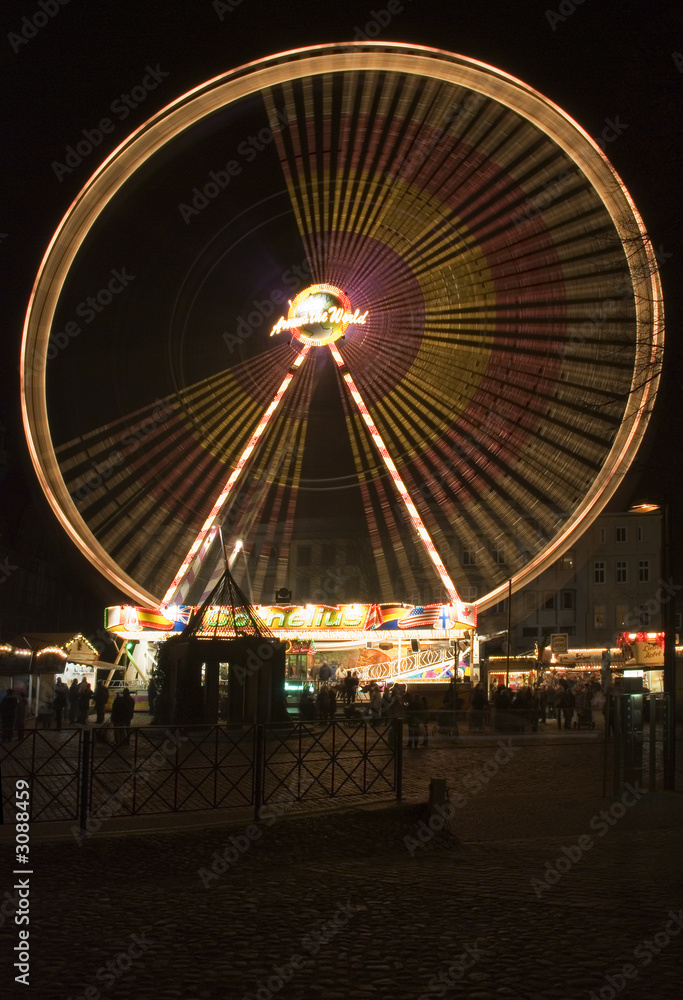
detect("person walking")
[15,692,29,740]
[53,678,68,730]
[68,679,80,723]
[94,680,109,724]
[0,689,18,742]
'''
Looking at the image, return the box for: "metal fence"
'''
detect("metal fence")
[0,719,402,831]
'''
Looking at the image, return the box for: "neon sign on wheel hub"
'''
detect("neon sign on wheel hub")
[270,283,368,346]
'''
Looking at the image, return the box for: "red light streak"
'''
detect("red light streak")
[330,344,460,602]
[160,346,311,607]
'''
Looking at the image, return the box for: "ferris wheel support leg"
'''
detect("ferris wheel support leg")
[328,343,460,604]
[159,346,311,608]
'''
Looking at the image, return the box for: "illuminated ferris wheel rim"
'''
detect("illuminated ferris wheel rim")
[20,42,663,609]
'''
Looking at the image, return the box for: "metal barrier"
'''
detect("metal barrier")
[602,693,670,796]
[0,719,403,830]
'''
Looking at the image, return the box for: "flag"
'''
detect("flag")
[397,605,441,629]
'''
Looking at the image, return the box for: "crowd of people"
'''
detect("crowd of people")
[0,688,29,742]
[0,676,138,744]
[481,678,609,732]
[294,668,624,740]
[298,678,433,747]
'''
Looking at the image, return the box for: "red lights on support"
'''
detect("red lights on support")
[329,343,461,603]
[160,345,311,608]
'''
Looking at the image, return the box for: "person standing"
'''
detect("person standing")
[15,692,29,740]
[68,679,80,723]
[0,689,18,742]
[53,678,68,730]
[315,685,330,721]
[94,680,109,724]
[328,685,337,721]
[110,692,126,744]
[404,692,420,748]
[538,685,547,725]
[419,696,430,747]
[121,688,135,743]
[147,675,158,718]
[470,682,487,731]
[546,684,557,720]
[343,671,354,705]
[77,679,93,725]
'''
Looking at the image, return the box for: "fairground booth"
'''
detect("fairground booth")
[104,598,479,718]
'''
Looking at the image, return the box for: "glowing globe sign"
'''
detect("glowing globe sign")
[270,282,368,346]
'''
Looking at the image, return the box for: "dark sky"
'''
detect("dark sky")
[1,0,682,605]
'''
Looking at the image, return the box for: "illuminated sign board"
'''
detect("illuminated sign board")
[105,601,478,637]
[270,283,368,346]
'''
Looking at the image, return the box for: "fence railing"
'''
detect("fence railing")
[602,693,671,796]
[0,720,403,832]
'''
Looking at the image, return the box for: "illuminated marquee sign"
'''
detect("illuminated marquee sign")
[270,283,368,346]
[105,601,478,636]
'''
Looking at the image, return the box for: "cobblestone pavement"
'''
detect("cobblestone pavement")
[2,736,683,1000]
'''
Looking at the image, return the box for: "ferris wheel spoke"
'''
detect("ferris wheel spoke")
[160,345,311,607]
[329,342,460,604]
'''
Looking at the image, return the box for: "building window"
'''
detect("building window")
[492,542,506,565]
[637,526,643,542]
[297,546,312,567]
[616,561,627,584]
[600,527,605,543]
[462,544,476,566]
[463,586,478,602]
[543,592,555,611]
[594,605,606,628]
[638,560,650,583]
[638,604,651,627]
[522,626,539,637]
[616,604,629,628]
[524,591,537,614]
[490,600,505,614]
[594,561,605,584]
[560,551,575,570]
[616,526,627,543]
[562,590,575,610]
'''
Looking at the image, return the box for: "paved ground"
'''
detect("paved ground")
[1,719,682,1000]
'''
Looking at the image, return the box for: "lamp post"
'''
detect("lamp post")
[505,578,512,687]
[630,501,676,790]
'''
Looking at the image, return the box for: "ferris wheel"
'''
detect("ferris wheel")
[21,43,663,613]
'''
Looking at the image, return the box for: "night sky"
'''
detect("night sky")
[1,0,682,616]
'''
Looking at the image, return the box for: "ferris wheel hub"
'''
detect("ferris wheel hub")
[270,282,368,346]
